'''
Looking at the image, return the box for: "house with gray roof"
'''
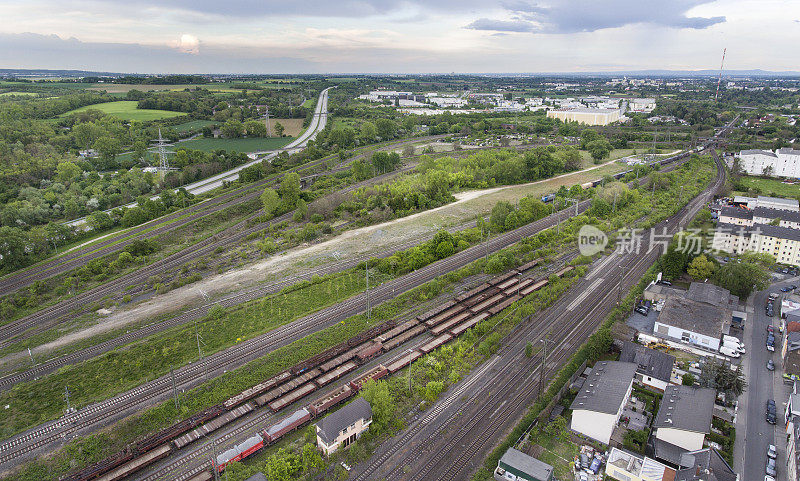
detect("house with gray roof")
[619,341,676,391]
[674,448,738,481]
[494,448,554,481]
[653,386,716,465]
[569,361,638,445]
[315,398,372,456]
[654,297,729,352]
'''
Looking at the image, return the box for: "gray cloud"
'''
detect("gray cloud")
[466,18,536,32]
[469,0,725,33]
[0,33,317,73]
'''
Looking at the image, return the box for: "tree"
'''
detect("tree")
[586,139,613,161]
[687,255,716,280]
[260,187,280,216]
[375,118,397,139]
[682,373,696,386]
[371,151,401,174]
[361,380,395,432]
[221,119,245,138]
[87,211,114,231]
[699,359,747,399]
[556,147,582,171]
[94,136,121,169]
[713,256,771,298]
[245,120,267,138]
[273,121,285,137]
[55,161,81,183]
[660,245,689,279]
[132,140,148,163]
[360,121,377,141]
[279,172,301,208]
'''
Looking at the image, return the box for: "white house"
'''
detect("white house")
[569,361,638,445]
[619,342,676,392]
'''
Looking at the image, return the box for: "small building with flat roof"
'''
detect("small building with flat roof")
[654,297,729,352]
[494,448,554,481]
[570,361,638,445]
[619,341,676,391]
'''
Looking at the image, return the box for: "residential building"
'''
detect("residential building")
[619,341,676,391]
[782,322,800,377]
[785,383,800,481]
[627,98,657,113]
[736,148,800,178]
[717,205,800,229]
[674,448,738,481]
[713,223,800,266]
[606,448,676,481]
[653,386,716,466]
[315,398,372,456]
[546,107,622,126]
[494,448,554,481]
[569,361,638,444]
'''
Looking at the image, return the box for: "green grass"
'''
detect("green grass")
[0,91,39,97]
[60,101,186,121]
[171,119,217,134]
[301,98,315,108]
[734,175,800,199]
[178,136,295,153]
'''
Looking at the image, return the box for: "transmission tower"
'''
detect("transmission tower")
[715,48,727,101]
[157,128,170,173]
[263,106,270,137]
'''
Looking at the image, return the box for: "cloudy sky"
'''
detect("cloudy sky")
[0,0,797,74]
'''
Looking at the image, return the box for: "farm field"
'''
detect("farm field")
[269,118,303,136]
[178,136,295,153]
[734,175,800,198]
[171,119,217,134]
[60,100,185,121]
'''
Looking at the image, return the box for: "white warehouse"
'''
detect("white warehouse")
[736,148,800,178]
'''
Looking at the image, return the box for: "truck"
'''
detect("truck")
[719,345,741,358]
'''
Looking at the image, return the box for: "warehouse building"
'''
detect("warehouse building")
[547,107,622,126]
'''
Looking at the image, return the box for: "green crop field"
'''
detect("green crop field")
[60,101,186,121]
[171,120,217,134]
[177,136,295,153]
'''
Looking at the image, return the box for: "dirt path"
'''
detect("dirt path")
[9,158,629,361]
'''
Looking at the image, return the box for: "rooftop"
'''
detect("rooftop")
[317,397,372,446]
[657,297,729,340]
[550,107,620,114]
[758,195,800,211]
[739,149,777,157]
[753,206,800,223]
[654,385,715,433]
[619,341,675,383]
[719,205,752,220]
[498,448,554,481]
[570,361,637,414]
[754,223,800,242]
[675,448,737,481]
[686,283,736,309]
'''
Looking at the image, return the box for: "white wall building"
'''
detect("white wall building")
[737,148,800,178]
[547,107,622,126]
[569,361,638,445]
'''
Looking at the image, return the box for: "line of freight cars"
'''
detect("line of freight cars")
[61,259,566,481]
[539,145,706,204]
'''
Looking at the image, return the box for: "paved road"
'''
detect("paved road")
[65,88,330,227]
[737,275,797,481]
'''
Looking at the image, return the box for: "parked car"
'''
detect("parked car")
[767,360,775,371]
[766,475,776,481]
[768,444,777,459]
[767,325,775,334]
[781,286,792,292]
[635,306,648,316]
[766,458,777,477]
[792,284,798,290]
[660,280,672,286]
[767,411,777,424]
[767,341,775,352]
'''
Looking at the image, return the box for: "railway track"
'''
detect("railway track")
[357,148,725,481]
[0,130,729,471]
[0,135,450,348]
[0,193,596,469]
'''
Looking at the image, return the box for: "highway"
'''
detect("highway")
[62,88,330,228]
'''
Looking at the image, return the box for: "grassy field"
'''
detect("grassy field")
[60,101,186,121]
[178,136,295,153]
[171,119,217,134]
[0,91,39,97]
[269,118,303,136]
[301,98,315,108]
[734,175,800,198]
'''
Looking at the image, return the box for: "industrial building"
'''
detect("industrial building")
[546,107,622,126]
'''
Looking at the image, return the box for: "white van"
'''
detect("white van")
[722,339,745,354]
[722,335,742,346]
[719,345,741,358]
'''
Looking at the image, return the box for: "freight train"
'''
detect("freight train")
[61,258,572,481]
